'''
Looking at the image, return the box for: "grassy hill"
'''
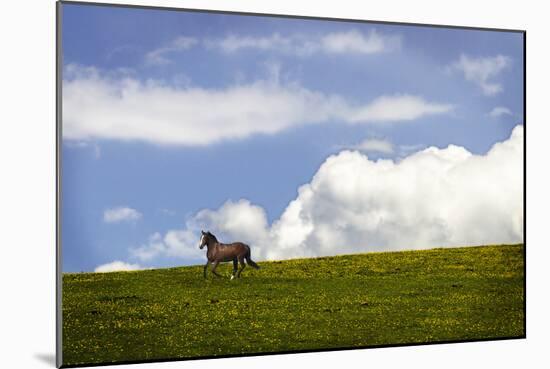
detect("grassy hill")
[62,244,524,367]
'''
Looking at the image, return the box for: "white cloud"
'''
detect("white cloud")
[130,200,269,262]
[94,261,143,273]
[103,206,142,223]
[145,36,198,65]
[195,199,271,245]
[131,229,204,262]
[208,29,400,56]
[350,95,453,123]
[212,33,291,53]
[399,143,426,154]
[489,106,513,118]
[321,29,400,54]
[349,138,394,154]
[133,126,523,262]
[63,65,451,146]
[451,54,511,96]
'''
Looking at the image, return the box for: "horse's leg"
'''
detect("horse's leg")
[203,261,210,279]
[211,261,222,278]
[231,259,238,280]
[237,256,246,278]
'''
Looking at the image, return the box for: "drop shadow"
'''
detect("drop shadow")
[34,353,56,367]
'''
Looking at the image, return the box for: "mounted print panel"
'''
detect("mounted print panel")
[57,1,525,367]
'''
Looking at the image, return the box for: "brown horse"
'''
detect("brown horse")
[198,230,260,279]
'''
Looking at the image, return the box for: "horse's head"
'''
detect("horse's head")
[198,231,207,249]
[198,230,216,249]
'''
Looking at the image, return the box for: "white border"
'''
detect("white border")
[1,0,547,368]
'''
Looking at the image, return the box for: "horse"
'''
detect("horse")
[198,230,260,279]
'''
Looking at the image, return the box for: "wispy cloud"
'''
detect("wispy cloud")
[208,29,401,56]
[142,29,400,63]
[159,208,176,216]
[63,65,453,146]
[350,95,453,123]
[489,106,513,118]
[451,54,511,96]
[103,206,142,223]
[398,143,427,156]
[347,138,395,154]
[145,36,198,65]
[210,33,291,53]
[320,29,399,54]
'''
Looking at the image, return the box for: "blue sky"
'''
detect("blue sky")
[61,3,524,273]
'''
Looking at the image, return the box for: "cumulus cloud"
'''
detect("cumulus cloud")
[130,230,203,261]
[451,54,511,96]
[103,206,142,223]
[210,29,400,56]
[63,65,451,146]
[130,200,269,262]
[94,261,143,273]
[145,36,198,65]
[489,106,513,118]
[133,126,523,262]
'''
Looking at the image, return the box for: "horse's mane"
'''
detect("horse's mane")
[207,231,219,243]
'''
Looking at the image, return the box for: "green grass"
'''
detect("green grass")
[62,244,524,366]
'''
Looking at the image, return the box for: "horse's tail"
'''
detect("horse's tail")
[245,246,260,269]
